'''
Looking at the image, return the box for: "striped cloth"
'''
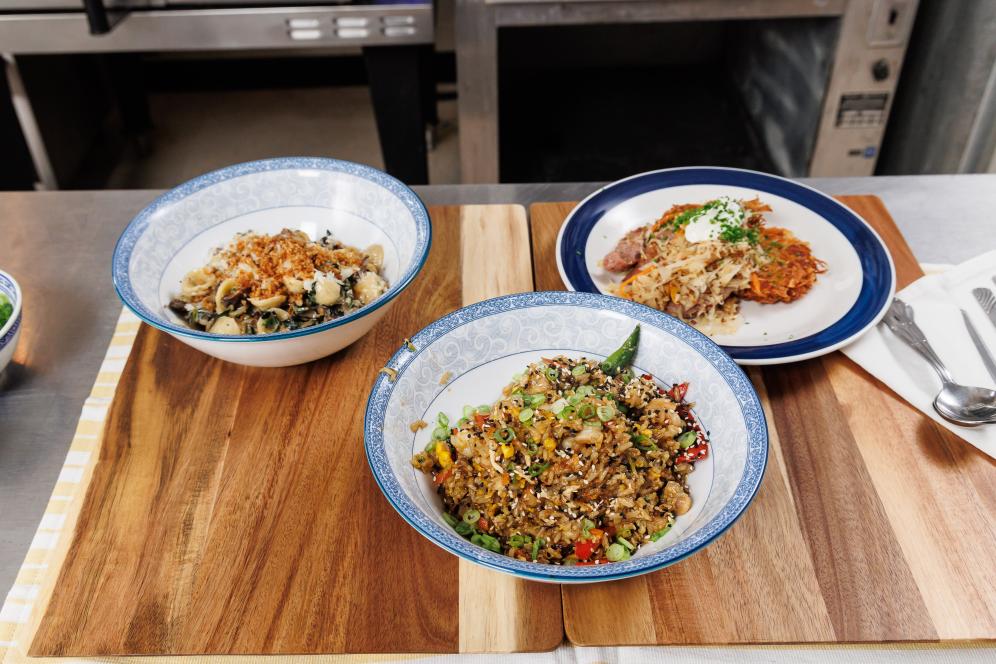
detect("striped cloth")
[1,307,990,664]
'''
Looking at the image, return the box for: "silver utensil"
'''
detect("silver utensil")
[883,298,996,426]
[961,309,996,384]
[974,287,996,326]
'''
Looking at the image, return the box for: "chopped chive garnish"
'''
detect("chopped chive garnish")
[495,427,516,443]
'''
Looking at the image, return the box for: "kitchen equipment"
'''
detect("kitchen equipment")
[962,308,996,385]
[884,299,996,426]
[458,0,919,183]
[531,195,996,644]
[0,0,434,188]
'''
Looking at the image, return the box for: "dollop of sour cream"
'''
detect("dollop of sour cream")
[682,196,746,243]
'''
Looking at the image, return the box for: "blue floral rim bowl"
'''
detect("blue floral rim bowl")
[0,269,23,375]
[364,291,768,583]
[111,158,432,367]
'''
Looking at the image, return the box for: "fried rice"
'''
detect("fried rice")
[410,353,709,565]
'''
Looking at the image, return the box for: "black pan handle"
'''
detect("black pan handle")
[83,0,119,35]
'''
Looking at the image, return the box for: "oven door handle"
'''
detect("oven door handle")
[83,0,126,35]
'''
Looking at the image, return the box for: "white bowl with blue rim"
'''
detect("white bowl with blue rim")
[0,270,22,376]
[112,158,431,367]
[364,291,768,583]
[556,167,896,365]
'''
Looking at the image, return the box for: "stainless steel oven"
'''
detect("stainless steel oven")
[0,0,435,189]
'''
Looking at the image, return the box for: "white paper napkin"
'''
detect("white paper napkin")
[842,250,996,459]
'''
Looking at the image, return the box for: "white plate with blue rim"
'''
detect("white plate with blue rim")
[556,167,896,365]
[364,291,768,583]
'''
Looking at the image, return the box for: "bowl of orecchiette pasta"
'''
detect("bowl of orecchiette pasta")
[111,158,431,367]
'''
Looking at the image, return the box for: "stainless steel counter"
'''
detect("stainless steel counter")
[2,174,995,597]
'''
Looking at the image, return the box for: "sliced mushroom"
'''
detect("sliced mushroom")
[209,316,241,335]
[214,278,240,313]
[249,294,286,311]
[270,307,290,321]
[314,278,341,306]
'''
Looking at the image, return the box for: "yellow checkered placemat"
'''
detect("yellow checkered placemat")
[1,304,990,664]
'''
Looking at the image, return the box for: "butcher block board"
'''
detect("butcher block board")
[26,205,563,656]
[531,196,996,646]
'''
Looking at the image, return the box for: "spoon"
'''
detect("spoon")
[883,299,996,426]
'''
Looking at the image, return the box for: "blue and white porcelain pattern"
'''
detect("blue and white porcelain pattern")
[556,167,896,365]
[364,291,768,583]
[111,158,431,367]
[0,270,22,376]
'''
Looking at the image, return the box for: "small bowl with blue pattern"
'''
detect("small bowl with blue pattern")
[364,291,768,583]
[111,158,431,367]
[0,269,22,376]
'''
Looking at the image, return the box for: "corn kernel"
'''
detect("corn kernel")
[500,444,514,459]
[543,437,556,451]
[435,442,453,469]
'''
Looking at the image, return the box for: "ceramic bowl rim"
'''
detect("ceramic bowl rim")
[0,269,22,343]
[363,290,769,582]
[110,157,432,343]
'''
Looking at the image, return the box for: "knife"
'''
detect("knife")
[961,307,996,384]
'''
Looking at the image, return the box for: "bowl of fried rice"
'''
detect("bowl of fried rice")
[364,291,768,582]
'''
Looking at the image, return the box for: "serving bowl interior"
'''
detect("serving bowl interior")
[112,158,431,366]
[364,291,768,583]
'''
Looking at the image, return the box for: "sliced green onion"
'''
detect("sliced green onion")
[528,462,549,477]
[527,393,546,407]
[596,404,616,421]
[471,532,501,553]
[567,393,583,406]
[581,518,595,538]
[677,430,697,449]
[616,536,636,552]
[512,372,524,382]
[606,543,630,562]
[477,404,491,415]
[617,403,629,414]
[585,421,603,430]
[545,366,559,382]
[463,509,481,524]
[519,408,534,422]
[527,440,539,454]
[455,521,473,536]
[650,523,673,541]
[432,426,449,441]
[442,512,459,527]
[425,440,437,453]
[559,405,576,419]
[577,403,595,420]
[463,405,474,418]
[531,537,543,561]
[571,365,587,377]
[437,412,449,427]
[550,398,568,415]
[458,417,468,426]
[577,385,595,398]
[495,427,516,443]
[508,534,525,548]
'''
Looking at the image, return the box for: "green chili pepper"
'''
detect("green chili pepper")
[545,366,559,382]
[528,462,549,477]
[508,534,525,548]
[600,325,640,375]
[455,521,474,536]
[463,509,481,524]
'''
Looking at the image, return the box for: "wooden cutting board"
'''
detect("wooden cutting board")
[27,205,563,656]
[531,197,996,646]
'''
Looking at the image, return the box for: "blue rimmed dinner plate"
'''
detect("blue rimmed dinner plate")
[364,291,768,583]
[556,167,896,365]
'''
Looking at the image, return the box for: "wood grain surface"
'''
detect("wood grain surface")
[531,196,996,645]
[28,205,562,656]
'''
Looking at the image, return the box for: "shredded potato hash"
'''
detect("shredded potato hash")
[602,198,825,333]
